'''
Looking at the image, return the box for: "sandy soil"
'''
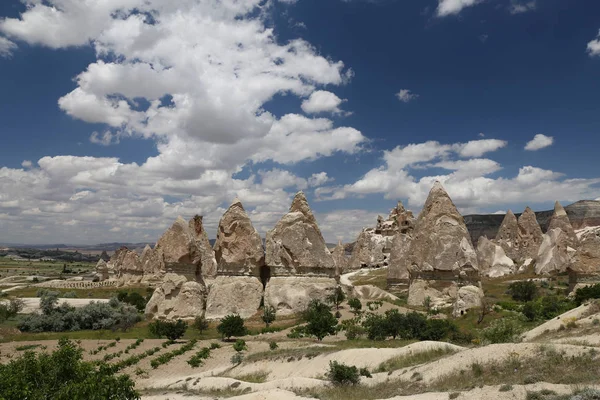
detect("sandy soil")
[521,302,600,342]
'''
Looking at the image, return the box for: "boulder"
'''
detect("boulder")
[387,233,412,289]
[264,277,337,316]
[332,241,348,276]
[265,192,335,276]
[517,207,544,261]
[406,181,479,281]
[452,285,484,317]
[117,250,143,286]
[145,273,206,320]
[477,236,515,278]
[494,210,519,261]
[95,259,109,281]
[536,228,576,275]
[348,228,392,270]
[407,279,458,309]
[547,201,578,246]
[213,198,265,276]
[205,276,263,320]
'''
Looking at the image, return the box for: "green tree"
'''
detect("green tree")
[261,306,276,328]
[148,320,188,341]
[233,339,247,352]
[0,338,139,400]
[217,314,247,340]
[327,361,360,385]
[384,309,405,339]
[348,298,362,315]
[326,286,346,310]
[193,315,209,334]
[304,300,338,341]
[508,280,537,302]
[39,291,59,315]
[0,298,24,323]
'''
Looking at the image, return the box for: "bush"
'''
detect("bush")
[148,320,187,341]
[231,353,244,365]
[187,347,212,368]
[210,342,221,349]
[342,320,365,340]
[508,281,537,302]
[327,286,346,310]
[481,318,521,344]
[0,338,139,399]
[193,316,209,334]
[63,291,78,299]
[327,361,360,385]
[269,341,278,350]
[303,300,338,341]
[0,298,24,323]
[574,284,600,306]
[217,314,247,340]
[117,291,148,313]
[233,339,247,352]
[522,301,538,321]
[348,298,362,314]
[261,306,276,327]
[362,313,388,341]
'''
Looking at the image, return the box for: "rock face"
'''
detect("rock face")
[140,245,165,285]
[452,285,484,317]
[407,279,458,309]
[387,233,412,289]
[572,227,600,276]
[349,202,415,271]
[145,273,206,320]
[95,259,109,281]
[332,241,348,276]
[547,201,578,246]
[476,236,515,278]
[264,277,337,316]
[99,250,110,262]
[205,276,263,319]
[188,216,218,278]
[265,192,335,276]
[517,207,544,262]
[536,228,576,275]
[407,182,479,281]
[213,198,265,277]
[494,210,520,261]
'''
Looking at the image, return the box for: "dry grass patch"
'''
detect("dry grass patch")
[233,370,270,383]
[375,346,459,373]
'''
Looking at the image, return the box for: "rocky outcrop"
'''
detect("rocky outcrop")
[265,192,335,276]
[407,279,458,309]
[572,227,600,276]
[476,236,515,278]
[536,228,576,275]
[205,276,263,320]
[99,250,110,262]
[95,259,109,282]
[548,201,578,246]
[494,210,519,261]
[332,241,348,276]
[264,277,337,316]
[387,233,412,289]
[452,285,484,317]
[189,216,218,278]
[145,273,206,320]
[213,198,265,276]
[140,245,165,285]
[517,207,544,262]
[407,182,479,281]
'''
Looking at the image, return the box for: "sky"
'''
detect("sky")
[0,0,600,245]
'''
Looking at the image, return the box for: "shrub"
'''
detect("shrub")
[0,338,139,399]
[508,281,537,302]
[261,306,276,327]
[523,301,538,321]
[359,367,372,378]
[574,284,600,306]
[231,353,244,365]
[327,286,346,310]
[187,347,212,368]
[233,339,247,352]
[362,313,388,341]
[217,314,247,340]
[117,291,147,313]
[342,320,364,340]
[303,300,338,341]
[63,291,78,299]
[327,361,360,385]
[481,318,521,344]
[348,298,362,314]
[210,342,221,349]
[0,298,24,323]
[148,320,187,341]
[193,316,209,334]
[150,340,197,369]
[269,341,278,350]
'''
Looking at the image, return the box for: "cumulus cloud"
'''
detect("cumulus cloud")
[301,91,347,115]
[90,131,120,146]
[588,30,600,57]
[396,89,419,103]
[436,0,481,17]
[21,160,33,169]
[308,172,333,187]
[525,134,554,151]
[0,36,17,58]
[509,0,536,14]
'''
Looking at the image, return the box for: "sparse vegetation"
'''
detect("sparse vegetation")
[348,298,362,315]
[327,286,347,310]
[375,346,459,373]
[150,339,197,369]
[261,306,276,327]
[193,315,209,334]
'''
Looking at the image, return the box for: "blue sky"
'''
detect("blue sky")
[0,0,599,245]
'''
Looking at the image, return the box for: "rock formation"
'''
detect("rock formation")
[387,232,412,290]
[407,280,458,308]
[494,210,520,261]
[140,245,165,286]
[205,276,263,319]
[349,202,415,271]
[213,198,265,277]
[189,216,218,278]
[95,259,109,282]
[99,250,110,262]
[570,227,600,278]
[145,273,206,320]
[536,228,576,275]
[517,207,544,262]
[476,236,515,278]
[265,192,335,276]
[547,201,578,246]
[332,241,348,276]
[264,277,337,316]
[452,285,485,317]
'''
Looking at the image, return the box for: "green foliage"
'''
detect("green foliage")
[18,296,140,333]
[210,342,221,349]
[367,300,384,312]
[362,313,388,341]
[233,339,248,352]
[0,298,24,323]
[269,341,278,350]
[63,291,78,299]
[574,284,600,306]
[231,353,244,365]
[287,324,309,339]
[327,286,347,310]
[303,300,338,341]
[193,315,209,333]
[261,306,276,327]
[508,280,538,302]
[342,319,365,340]
[0,338,139,400]
[327,361,360,385]
[150,339,197,369]
[187,347,212,368]
[117,291,148,312]
[217,314,247,339]
[481,318,522,344]
[521,296,575,322]
[148,319,188,341]
[359,367,372,378]
[348,298,362,314]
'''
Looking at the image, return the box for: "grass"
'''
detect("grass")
[233,370,270,383]
[348,268,388,290]
[375,346,459,373]
[15,344,41,351]
[6,285,150,299]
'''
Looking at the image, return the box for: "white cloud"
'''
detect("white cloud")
[90,131,120,146]
[259,169,307,190]
[396,89,419,103]
[0,36,17,58]
[21,160,33,169]
[509,0,536,14]
[456,139,507,158]
[525,134,554,151]
[437,0,481,17]
[301,90,347,115]
[588,30,600,57]
[308,172,333,187]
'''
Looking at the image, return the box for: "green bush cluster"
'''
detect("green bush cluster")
[90,341,117,355]
[508,281,538,302]
[327,361,371,386]
[150,339,197,369]
[217,314,247,339]
[522,296,575,322]
[107,346,162,373]
[187,347,212,368]
[233,339,248,352]
[117,291,148,313]
[481,318,522,343]
[574,284,600,306]
[148,319,188,341]
[357,310,460,342]
[0,298,24,323]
